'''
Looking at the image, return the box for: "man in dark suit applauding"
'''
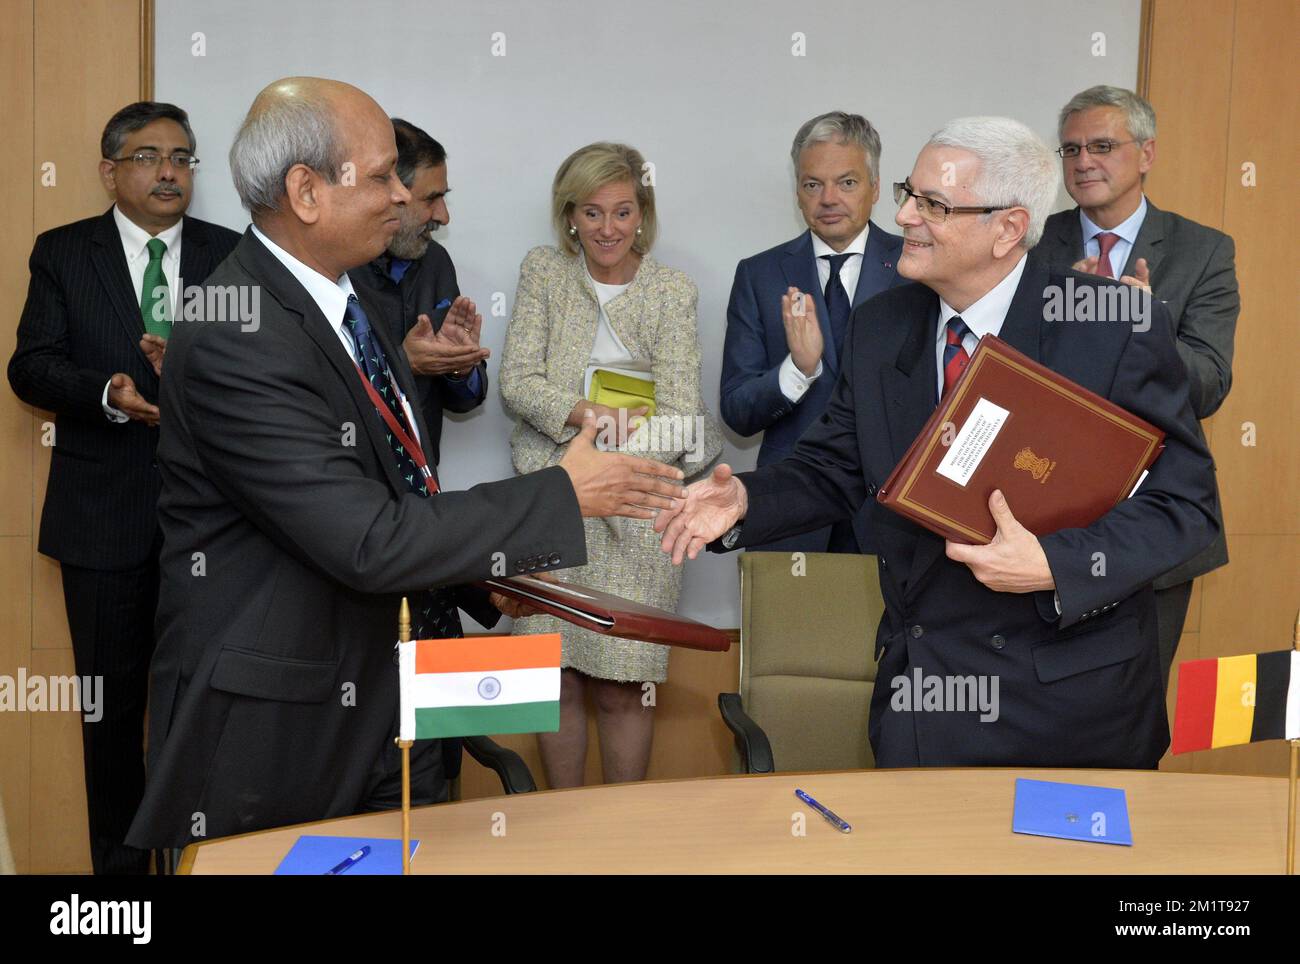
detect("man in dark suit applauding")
[720,111,903,553]
[1040,85,1239,690]
[8,102,238,874]
[658,117,1218,769]
[124,77,683,852]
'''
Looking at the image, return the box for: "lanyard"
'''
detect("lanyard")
[354,364,439,495]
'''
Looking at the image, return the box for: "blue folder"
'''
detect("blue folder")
[1012,778,1132,846]
[274,835,421,874]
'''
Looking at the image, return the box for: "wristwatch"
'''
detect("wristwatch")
[720,523,744,550]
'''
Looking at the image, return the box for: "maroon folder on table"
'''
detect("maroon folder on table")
[876,335,1166,545]
[476,576,732,652]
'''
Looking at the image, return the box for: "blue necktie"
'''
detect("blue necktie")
[820,253,853,353]
[342,295,458,640]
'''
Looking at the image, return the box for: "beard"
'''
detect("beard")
[387,220,433,260]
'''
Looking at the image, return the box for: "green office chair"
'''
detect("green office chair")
[719,551,885,773]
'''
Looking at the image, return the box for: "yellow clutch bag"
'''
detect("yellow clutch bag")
[588,369,656,417]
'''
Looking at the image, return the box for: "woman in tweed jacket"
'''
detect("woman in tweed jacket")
[499,142,722,787]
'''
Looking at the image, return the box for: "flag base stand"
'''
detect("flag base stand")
[398,597,413,876]
[397,737,413,876]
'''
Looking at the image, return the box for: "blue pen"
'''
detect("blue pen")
[434,298,452,310]
[324,844,371,875]
[795,789,852,833]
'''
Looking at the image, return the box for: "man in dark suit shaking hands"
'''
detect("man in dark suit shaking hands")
[658,117,1218,769]
[8,102,239,874]
[1039,85,1239,691]
[124,78,683,852]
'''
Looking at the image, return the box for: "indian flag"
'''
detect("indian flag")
[398,634,561,741]
[1171,649,1300,754]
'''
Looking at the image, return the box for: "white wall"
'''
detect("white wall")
[156,0,1142,628]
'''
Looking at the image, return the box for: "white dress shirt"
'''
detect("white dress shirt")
[101,206,183,421]
[252,224,420,444]
[1079,195,1147,280]
[934,252,1029,399]
[778,224,873,403]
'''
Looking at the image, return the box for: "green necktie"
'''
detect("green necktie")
[140,237,171,338]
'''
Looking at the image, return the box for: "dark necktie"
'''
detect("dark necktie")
[342,295,459,640]
[820,253,853,353]
[942,315,973,400]
[1095,231,1120,279]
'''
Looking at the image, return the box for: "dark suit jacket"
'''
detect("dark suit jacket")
[125,229,585,848]
[7,207,239,570]
[720,223,903,550]
[348,239,488,467]
[720,255,1219,768]
[1039,202,1237,587]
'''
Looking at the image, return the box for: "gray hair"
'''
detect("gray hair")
[927,116,1058,249]
[1057,84,1157,144]
[790,111,882,185]
[229,92,346,215]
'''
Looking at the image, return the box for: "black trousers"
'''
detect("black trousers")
[1154,580,1195,694]
[60,554,160,875]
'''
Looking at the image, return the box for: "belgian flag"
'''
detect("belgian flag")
[1172,650,1300,754]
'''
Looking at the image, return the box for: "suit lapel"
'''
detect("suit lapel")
[178,216,210,290]
[853,222,896,309]
[879,294,946,599]
[780,231,837,374]
[91,208,152,368]
[1122,200,1165,281]
[237,231,410,497]
[1052,208,1085,270]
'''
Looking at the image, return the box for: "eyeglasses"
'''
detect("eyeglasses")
[108,152,201,170]
[1055,139,1139,159]
[892,180,1009,223]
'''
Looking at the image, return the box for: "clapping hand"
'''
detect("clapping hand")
[402,297,490,377]
[782,287,823,377]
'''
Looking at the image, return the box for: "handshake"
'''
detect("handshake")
[558,407,746,563]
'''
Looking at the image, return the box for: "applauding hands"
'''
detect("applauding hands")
[402,296,491,377]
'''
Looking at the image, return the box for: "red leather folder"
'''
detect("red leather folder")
[477,576,732,652]
[877,335,1165,544]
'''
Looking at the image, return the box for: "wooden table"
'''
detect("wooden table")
[179,768,1294,874]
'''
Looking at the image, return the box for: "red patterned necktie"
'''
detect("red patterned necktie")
[942,315,972,400]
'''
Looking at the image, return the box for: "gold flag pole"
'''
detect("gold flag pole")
[1287,610,1299,876]
[397,597,413,876]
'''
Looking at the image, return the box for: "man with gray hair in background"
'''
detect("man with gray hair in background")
[1040,85,1239,692]
[124,77,685,852]
[720,111,902,553]
[658,117,1219,769]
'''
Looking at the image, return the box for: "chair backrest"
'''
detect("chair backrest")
[738,551,885,772]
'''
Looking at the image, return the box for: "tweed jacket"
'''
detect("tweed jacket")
[500,244,723,478]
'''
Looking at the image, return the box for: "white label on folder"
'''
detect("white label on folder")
[935,397,1010,487]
